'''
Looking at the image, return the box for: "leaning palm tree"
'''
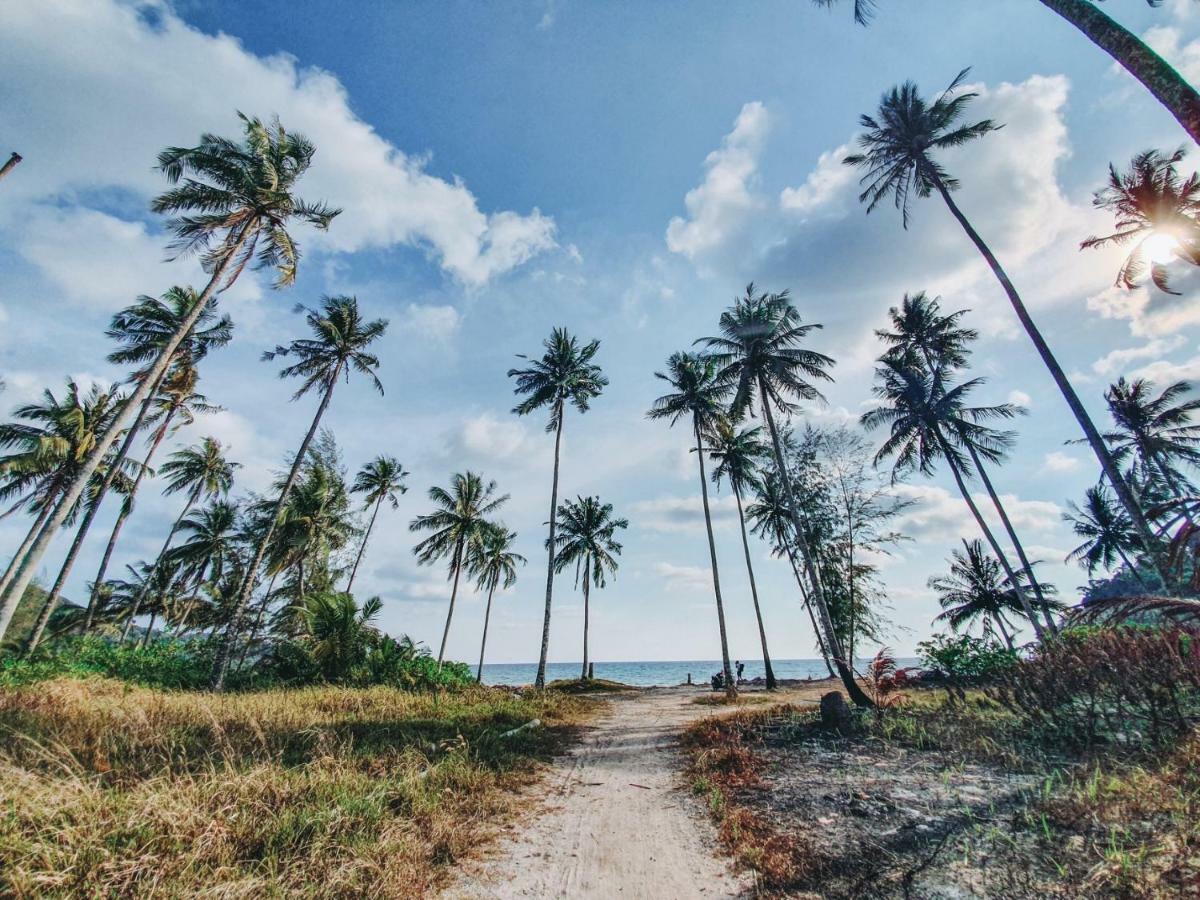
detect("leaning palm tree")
[700,287,873,705]
[1103,377,1200,502]
[1083,148,1200,294]
[815,1,1200,147]
[346,455,408,592]
[410,472,509,666]
[119,437,238,644]
[508,328,607,689]
[467,524,525,682]
[844,70,1164,584]
[708,420,777,689]
[1065,484,1151,588]
[211,295,386,689]
[164,499,240,633]
[552,496,627,681]
[647,352,737,698]
[3,114,340,638]
[931,539,1029,650]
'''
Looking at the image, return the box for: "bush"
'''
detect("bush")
[0,636,217,690]
[994,625,1200,750]
[917,634,1018,688]
[261,635,474,691]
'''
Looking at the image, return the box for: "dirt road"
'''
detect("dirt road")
[444,686,759,900]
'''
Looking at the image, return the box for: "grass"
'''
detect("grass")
[0,676,596,897]
[543,677,634,694]
[691,693,773,707]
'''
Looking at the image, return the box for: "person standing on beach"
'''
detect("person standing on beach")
[736,661,745,682]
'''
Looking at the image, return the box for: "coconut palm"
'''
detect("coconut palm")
[1083,148,1200,294]
[931,539,1029,650]
[2,116,339,635]
[467,524,525,682]
[297,591,382,682]
[815,1,1200,147]
[1103,377,1200,500]
[273,458,356,605]
[845,70,1164,584]
[647,351,737,698]
[410,472,509,666]
[211,295,386,689]
[1065,484,1150,588]
[165,499,241,592]
[552,496,627,681]
[699,286,873,704]
[347,455,408,592]
[708,420,778,689]
[508,328,607,689]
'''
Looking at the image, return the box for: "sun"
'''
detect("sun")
[1140,230,1181,266]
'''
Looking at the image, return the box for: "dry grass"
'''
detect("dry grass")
[0,677,595,898]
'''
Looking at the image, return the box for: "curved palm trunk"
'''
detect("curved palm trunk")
[85,408,176,630]
[534,403,565,690]
[735,486,776,689]
[966,446,1060,636]
[0,223,255,646]
[477,578,497,683]
[1039,0,1200,146]
[1115,546,1151,590]
[438,540,464,666]
[0,493,58,608]
[994,615,1016,651]
[932,179,1167,587]
[580,558,591,681]
[211,370,336,690]
[236,570,280,672]
[695,420,736,699]
[345,495,382,593]
[120,483,201,643]
[141,608,157,648]
[760,386,872,706]
[786,546,836,678]
[0,152,22,182]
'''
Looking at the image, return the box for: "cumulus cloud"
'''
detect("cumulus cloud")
[1086,272,1200,338]
[654,562,713,593]
[1043,451,1082,474]
[1091,336,1188,378]
[1129,353,1200,384]
[1007,389,1032,408]
[632,494,739,532]
[892,483,1062,543]
[458,413,530,459]
[779,143,856,216]
[396,304,463,343]
[1,0,556,287]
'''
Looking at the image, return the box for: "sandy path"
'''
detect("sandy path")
[444,687,755,900]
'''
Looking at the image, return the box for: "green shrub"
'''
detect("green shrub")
[917,633,1018,683]
[0,636,217,690]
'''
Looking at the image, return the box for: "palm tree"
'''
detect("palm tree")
[467,524,525,682]
[708,421,777,689]
[815,0,1200,147]
[164,499,240,607]
[347,455,408,592]
[1065,484,1151,588]
[508,328,607,689]
[1103,377,1200,501]
[297,591,382,682]
[844,70,1165,585]
[120,437,238,644]
[700,287,874,705]
[211,295,386,689]
[2,114,339,638]
[552,496,627,681]
[410,472,509,666]
[647,352,737,698]
[861,358,1048,641]
[1084,148,1200,294]
[931,539,1029,650]
[273,458,356,605]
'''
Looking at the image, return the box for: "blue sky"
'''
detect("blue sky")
[3,0,1200,663]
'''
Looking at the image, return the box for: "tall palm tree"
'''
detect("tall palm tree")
[1065,484,1150,588]
[861,358,1048,641]
[508,328,607,689]
[119,437,238,644]
[552,496,627,680]
[815,1,1200,146]
[1084,148,1200,294]
[273,459,356,605]
[165,500,241,592]
[844,70,1165,585]
[467,524,525,682]
[700,287,873,705]
[647,351,737,698]
[83,363,217,630]
[930,539,1028,650]
[211,295,386,689]
[347,455,408,592]
[1103,377,1200,501]
[410,472,509,666]
[3,114,339,636]
[708,421,777,689]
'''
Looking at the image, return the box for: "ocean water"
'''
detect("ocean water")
[478,657,920,687]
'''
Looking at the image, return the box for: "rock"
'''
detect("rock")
[819,691,853,733]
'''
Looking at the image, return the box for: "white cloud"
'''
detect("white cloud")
[1,0,556,287]
[1129,353,1200,384]
[779,143,855,215]
[892,482,1062,543]
[633,494,739,533]
[665,102,770,262]
[397,304,462,342]
[1043,451,1082,474]
[1091,336,1188,378]
[654,562,713,593]
[1087,275,1200,338]
[459,413,530,459]
[1007,390,1032,408]
[1143,25,1200,84]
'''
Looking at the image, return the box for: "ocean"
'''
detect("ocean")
[478,657,921,687]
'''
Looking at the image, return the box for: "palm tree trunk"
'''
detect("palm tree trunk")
[236,570,279,672]
[84,417,173,631]
[760,384,872,706]
[735,486,776,689]
[1115,546,1151,590]
[477,579,497,683]
[345,495,382,593]
[0,492,58,606]
[1039,0,1200,146]
[120,484,200,643]
[994,615,1016,651]
[931,178,1168,587]
[785,545,836,678]
[141,608,157,648]
[966,446,1060,636]
[534,402,565,690]
[0,152,22,182]
[211,368,336,691]
[0,222,256,646]
[438,540,464,666]
[695,419,736,699]
[939,437,1046,641]
[580,557,591,681]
